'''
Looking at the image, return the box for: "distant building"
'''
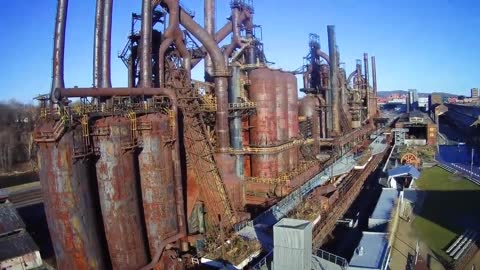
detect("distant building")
[471,88,479,99]
[418,97,429,112]
[408,89,418,110]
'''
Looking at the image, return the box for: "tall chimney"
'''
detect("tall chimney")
[364,53,369,118]
[204,0,215,81]
[372,56,377,93]
[327,25,340,135]
[93,0,103,88]
[139,0,152,88]
[100,0,113,88]
[50,0,69,103]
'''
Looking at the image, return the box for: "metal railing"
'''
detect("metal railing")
[314,249,349,270]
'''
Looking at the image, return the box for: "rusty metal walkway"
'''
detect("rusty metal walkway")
[175,87,237,230]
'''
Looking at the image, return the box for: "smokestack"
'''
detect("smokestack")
[93,0,103,88]
[100,0,113,88]
[50,0,69,103]
[140,0,152,88]
[327,25,340,135]
[372,56,377,93]
[363,53,369,88]
[364,53,369,117]
[204,0,215,81]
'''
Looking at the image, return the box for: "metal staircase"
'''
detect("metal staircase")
[175,86,237,231]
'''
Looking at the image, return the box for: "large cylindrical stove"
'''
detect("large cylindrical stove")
[138,114,178,257]
[274,71,289,174]
[249,68,278,178]
[37,123,108,269]
[94,117,148,270]
[286,73,300,170]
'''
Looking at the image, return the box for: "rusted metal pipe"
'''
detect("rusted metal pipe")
[158,38,173,86]
[180,7,230,151]
[347,70,357,86]
[140,0,152,87]
[303,64,312,89]
[364,53,369,117]
[93,0,103,88]
[315,49,330,65]
[223,7,242,59]
[327,25,340,135]
[191,10,248,67]
[363,53,369,89]
[371,56,377,93]
[56,87,177,98]
[158,0,191,86]
[100,0,113,88]
[204,0,215,80]
[50,0,68,103]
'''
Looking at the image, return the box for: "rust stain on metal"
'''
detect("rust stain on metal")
[93,117,148,270]
[138,114,178,256]
[36,122,107,269]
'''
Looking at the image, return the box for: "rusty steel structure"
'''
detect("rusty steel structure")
[34,0,381,268]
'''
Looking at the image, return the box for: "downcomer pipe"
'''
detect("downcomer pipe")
[204,0,215,80]
[100,0,113,88]
[327,25,340,135]
[158,0,191,86]
[140,0,152,87]
[180,8,230,151]
[50,0,68,103]
[190,11,249,68]
[93,0,103,88]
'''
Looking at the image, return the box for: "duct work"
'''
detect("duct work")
[35,0,380,268]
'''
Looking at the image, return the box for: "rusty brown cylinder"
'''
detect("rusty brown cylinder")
[249,68,278,178]
[274,71,288,174]
[251,154,278,178]
[286,72,299,170]
[274,71,288,142]
[94,117,148,270]
[300,94,321,155]
[137,114,178,257]
[37,124,107,269]
[249,68,277,146]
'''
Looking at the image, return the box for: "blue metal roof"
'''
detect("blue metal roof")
[371,188,398,220]
[387,165,420,179]
[349,232,389,269]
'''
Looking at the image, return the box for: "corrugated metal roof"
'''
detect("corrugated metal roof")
[387,165,420,179]
[0,231,39,261]
[0,202,25,236]
[371,188,398,220]
[349,232,389,269]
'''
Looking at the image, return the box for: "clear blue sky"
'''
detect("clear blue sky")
[1,0,479,103]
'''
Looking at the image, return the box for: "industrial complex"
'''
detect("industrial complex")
[0,0,479,270]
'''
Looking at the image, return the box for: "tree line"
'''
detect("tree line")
[0,101,37,173]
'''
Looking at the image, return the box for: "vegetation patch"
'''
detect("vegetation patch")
[413,166,480,262]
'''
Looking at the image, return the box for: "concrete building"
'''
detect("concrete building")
[274,218,312,270]
[471,88,479,99]
[418,97,429,112]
